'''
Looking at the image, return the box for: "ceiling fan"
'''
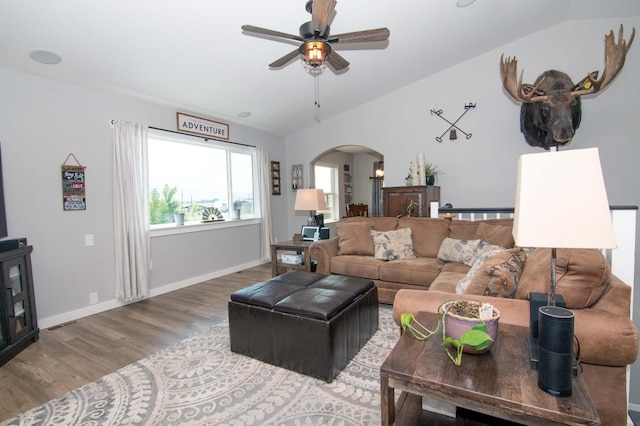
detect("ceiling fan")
[241,0,390,72]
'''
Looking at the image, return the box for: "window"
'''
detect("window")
[148,131,257,227]
[314,164,339,222]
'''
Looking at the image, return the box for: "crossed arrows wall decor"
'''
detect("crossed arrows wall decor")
[430,103,477,142]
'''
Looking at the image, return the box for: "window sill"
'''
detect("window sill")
[151,218,261,238]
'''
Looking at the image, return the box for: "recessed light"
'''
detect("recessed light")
[29,49,62,65]
[237,112,252,118]
[456,0,476,7]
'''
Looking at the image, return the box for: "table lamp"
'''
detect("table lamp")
[294,189,327,226]
[512,147,616,397]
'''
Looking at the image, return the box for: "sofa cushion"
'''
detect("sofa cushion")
[378,258,443,287]
[449,218,514,241]
[474,221,515,248]
[397,217,450,258]
[336,222,374,255]
[516,248,611,308]
[371,227,416,261]
[341,216,399,231]
[456,249,504,294]
[437,237,481,266]
[330,255,382,280]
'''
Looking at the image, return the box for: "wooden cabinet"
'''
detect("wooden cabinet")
[0,246,38,366]
[382,185,440,217]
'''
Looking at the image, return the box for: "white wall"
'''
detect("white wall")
[0,67,286,327]
[285,18,640,408]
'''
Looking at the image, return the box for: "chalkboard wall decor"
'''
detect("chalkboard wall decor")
[62,153,86,211]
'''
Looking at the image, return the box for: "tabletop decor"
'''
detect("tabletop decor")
[401,299,499,365]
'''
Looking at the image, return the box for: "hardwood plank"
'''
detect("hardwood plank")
[0,263,271,422]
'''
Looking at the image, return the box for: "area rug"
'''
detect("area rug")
[3,306,399,426]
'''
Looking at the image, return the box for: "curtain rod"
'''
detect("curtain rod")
[110,120,255,148]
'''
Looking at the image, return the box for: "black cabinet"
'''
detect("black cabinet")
[0,246,38,366]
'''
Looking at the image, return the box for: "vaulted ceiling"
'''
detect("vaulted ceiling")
[1,1,639,136]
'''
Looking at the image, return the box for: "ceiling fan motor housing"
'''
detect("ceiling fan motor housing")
[299,22,330,39]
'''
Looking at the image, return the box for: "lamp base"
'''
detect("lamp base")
[305,209,317,226]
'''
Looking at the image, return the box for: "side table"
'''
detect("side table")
[270,240,314,277]
[381,311,599,425]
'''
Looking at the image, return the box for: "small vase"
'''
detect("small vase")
[442,301,501,354]
[174,213,185,226]
[426,175,435,186]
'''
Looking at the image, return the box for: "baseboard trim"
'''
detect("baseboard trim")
[629,402,640,412]
[39,259,267,329]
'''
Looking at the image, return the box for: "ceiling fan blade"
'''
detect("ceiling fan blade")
[328,27,390,44]
[269,48,301,68]
[311,0,337,37]
[326,51,350,71]
[241,25,304,42]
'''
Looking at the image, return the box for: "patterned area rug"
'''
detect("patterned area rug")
[3,306,399,426]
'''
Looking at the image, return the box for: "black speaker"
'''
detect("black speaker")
[538,306,574,397]
[529,292,565,338]
[319,228,330,240]
[0,238,27,253]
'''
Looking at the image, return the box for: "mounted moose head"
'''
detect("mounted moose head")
[500,25,635,150]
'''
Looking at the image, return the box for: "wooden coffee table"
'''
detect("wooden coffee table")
[380,311,600,425]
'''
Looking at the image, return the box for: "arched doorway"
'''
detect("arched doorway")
[310,145,384,219]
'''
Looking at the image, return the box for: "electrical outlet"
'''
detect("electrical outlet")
[85,234,95,247]
[89,292,98,305]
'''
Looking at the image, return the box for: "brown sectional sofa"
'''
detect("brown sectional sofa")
[309,216,639,425]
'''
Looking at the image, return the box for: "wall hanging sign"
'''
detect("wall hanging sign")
[292,164,303,190]
[176,112,229,140]
[61,153,86,211]
[430,102,476,142]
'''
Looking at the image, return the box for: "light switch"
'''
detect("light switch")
[85,234,95,247]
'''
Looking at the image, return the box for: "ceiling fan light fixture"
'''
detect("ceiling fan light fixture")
[299,41,331,68]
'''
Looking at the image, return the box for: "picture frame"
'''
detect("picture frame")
[271,161,281,195]
[292,164,303,190]
[301,225,320,241]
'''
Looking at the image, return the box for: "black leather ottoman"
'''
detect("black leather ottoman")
[228,271,378,382]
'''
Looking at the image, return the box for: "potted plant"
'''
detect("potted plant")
[174,207,186,226]
[406,200,418,217]
[424,163,442,185]
[401,300,500,365]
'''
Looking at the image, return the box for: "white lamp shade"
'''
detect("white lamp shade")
[513,148,616,249]
[294,189,327,211]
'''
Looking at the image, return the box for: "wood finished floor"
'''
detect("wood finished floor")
[0,263,272,422]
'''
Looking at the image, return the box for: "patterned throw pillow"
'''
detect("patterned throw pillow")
[371,228,416,261]
[437,237,481,266]
[456,249,503,294]
[484,249,528,297]
[475,241,506,262]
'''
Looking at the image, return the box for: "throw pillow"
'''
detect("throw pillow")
[459,248,525,296]
[474,241,506,262]
[371,228,416,261]
[456,249,503,294]
[336,222,374,256]
[483,249,528,297]
[437,237,481,266]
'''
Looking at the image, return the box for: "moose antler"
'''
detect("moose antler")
[500,54,548,103]
[572,25,635,96]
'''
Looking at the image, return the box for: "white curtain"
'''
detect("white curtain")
[257,146,273,261]
[112,120,150,302]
